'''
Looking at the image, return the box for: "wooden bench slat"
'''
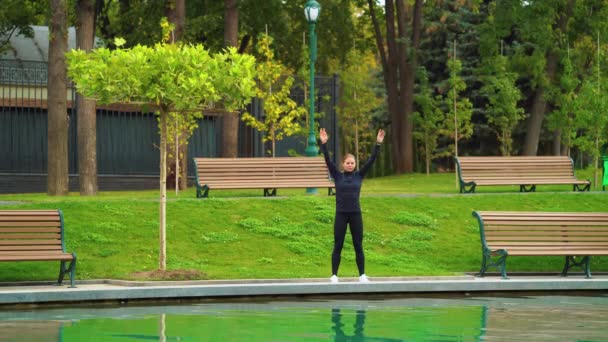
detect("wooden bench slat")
[0,254,74,261]
[486,226,608,231]
[0,240,62,245]
[0,216,61,222]
[0,234,61,239]
[503,250,608,256]
[487,236,608,242]
[0,250,69,255]
[0,211,60,215]
[0,227,62,232]
[0,245,64,251]
[486,231,608,236]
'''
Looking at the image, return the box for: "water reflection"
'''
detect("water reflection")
[1,295,607,341]
[332,308,403,342]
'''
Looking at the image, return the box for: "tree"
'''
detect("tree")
[0,0,41,53]
[413,67,444,174]
[67,38,256,271]
[337,49,383,166]
[521,0,575,156]
[241,33,306,157]
[366,0,424,173]
[573,68,608,189]
[76,0,98,195]
[48,0,69,196]
[479,55,524,156]
[547,54,579,156]
[222,0,240,158]
[443,56,473,158]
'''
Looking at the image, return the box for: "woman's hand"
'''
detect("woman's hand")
[377,129,385,144]
[320,128,328,144]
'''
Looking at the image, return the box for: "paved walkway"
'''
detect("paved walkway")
[1,275,607,306]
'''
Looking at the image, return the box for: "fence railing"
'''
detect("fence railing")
[0,59,339,178]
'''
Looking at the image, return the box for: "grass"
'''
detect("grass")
[0,171,607,282]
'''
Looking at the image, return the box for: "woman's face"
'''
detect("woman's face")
[343,156,356,172]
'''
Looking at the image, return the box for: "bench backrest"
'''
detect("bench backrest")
[473,211,608,250]
[194,157,333,187]
[0,210,66,254]
[456,156,576,181]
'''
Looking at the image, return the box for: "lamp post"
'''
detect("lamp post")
[304,0,320,194]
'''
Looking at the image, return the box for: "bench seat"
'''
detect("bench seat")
[0,210,77,287]
[193,157,335,198]
[473,211,608,279]
[455,156,590,193]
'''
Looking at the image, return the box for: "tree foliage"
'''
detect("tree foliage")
[479,55,524,156]
[413,67,444,174]
[443,56,474,157]
[336,49,383,165]
[241,33,306,157]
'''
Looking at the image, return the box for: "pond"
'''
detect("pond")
[1,294,607,341]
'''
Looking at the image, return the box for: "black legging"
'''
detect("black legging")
[332,212,364,276]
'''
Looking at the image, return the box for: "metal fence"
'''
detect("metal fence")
[0,59,339,191]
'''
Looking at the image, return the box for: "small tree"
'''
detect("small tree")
[573,76,608,188]
[413,67,444,174]
[443,56,474,158]
[67,38,256,271]
[479,55,524,156]
[547,55,579,156]
[337,49,382,166]
[242,33,306,157]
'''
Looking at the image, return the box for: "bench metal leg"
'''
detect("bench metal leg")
[460,181,476,193]
[573,183,591,192]
[263,188,277,197]
[476,249,509,279]
[477,253,488,277]
[520,185,536,192]
[561,256,591,278]
[328,187,335,196]
[196,185,209,198]
[58,254,77,288]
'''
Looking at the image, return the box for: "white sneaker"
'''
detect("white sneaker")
[359,274,370,283]
[330,275,339,283]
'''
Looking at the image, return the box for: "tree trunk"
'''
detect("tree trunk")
[166,0,189,189]
[271,126,276,157]
[523,0,574,156]
[368,0,421,174]
[48,0,69,196]
[165,0,185,42]
[222,0,239,157]
[222,111,239,158]
[178,144,188,190]
[523,87,546,155]
[159,110,167,271]
[553,130,562,156]
[76,0,98,195]
[425,136,430,175]
[355,119,359,168]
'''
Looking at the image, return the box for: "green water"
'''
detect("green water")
[1,295,607,341]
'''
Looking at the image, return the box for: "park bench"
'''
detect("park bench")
[0,210,77,287]
[193,157,335,198]
[473,211,608,279]
[455,156,590,193]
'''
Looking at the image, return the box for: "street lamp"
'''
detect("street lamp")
[304,0,320,194]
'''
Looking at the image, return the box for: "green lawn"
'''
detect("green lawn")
[0,171,606,282]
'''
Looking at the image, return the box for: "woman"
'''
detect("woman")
[319,128,385,283]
